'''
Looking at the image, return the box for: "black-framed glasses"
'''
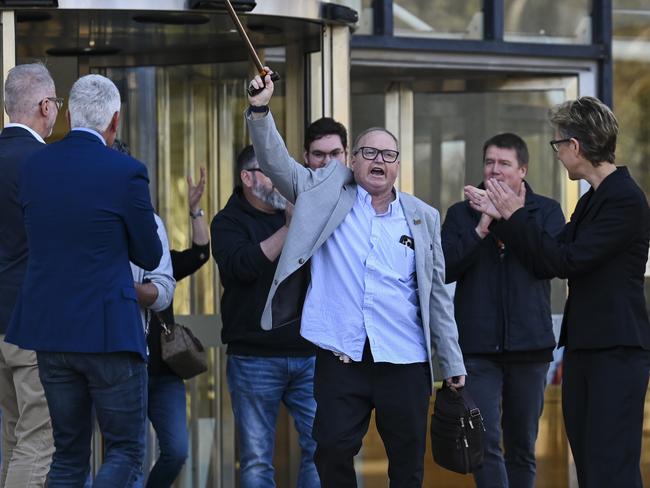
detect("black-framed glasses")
[309,148,345,162]
[549,138,572,153]
[39,97,64,111]
[354,146,399,163]
[246,168,265,175]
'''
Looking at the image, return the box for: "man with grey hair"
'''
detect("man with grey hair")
[0,62,58,487]
[5,74,162,487]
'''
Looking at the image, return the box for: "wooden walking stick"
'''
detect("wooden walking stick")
[223,0,281,96]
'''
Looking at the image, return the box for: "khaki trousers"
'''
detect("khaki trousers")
[0,337,53,487]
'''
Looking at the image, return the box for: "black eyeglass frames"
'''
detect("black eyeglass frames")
[353,146,400,163]
[549,138,572,153]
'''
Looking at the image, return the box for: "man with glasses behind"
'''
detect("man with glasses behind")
[302,117,348,169]
[245,72,466,487]
[0,63,59,487]
[210,145,319,487]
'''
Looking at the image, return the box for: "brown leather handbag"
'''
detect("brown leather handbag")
[159,316,208,380]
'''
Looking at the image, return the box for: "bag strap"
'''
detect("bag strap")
[152,310,173,335]
[457,387,477,411]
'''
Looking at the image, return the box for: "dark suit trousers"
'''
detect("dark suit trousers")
[312,342,431,488]
[562,347,650,488]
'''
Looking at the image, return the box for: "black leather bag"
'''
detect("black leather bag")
[159,316,208,380]
[430,383,485,474]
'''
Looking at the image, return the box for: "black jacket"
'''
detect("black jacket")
[0,127,45,333]
[492,167,650,351]
[210,187,314,357]
[442,182,565,355]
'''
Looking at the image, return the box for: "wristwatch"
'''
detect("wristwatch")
[190,208,204,219]
[248,104,269,114]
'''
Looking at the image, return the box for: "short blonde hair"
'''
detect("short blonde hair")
[549,96,618,165]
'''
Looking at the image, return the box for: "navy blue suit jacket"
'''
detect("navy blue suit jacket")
[5,130,162,358]
[0,126,46,334]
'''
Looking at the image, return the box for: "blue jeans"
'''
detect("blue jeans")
[37,351,147,488]
[227,355,320,488]
[463,357,549,488]
[145,373,188,487]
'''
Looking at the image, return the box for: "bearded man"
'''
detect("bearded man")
[210,145,319,487]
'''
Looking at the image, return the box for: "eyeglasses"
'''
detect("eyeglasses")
[309,148,345,162]
[246,168,265,175]
[549,138,572,153]
[354,146,399,163]
[39,97,64,111]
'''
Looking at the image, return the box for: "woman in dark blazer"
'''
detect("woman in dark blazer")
[466,96,650,488]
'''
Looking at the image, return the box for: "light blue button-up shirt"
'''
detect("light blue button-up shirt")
[301,186,428,364]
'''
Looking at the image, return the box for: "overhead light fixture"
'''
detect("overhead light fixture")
[188,0,256,13]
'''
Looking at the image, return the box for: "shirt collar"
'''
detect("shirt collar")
[71,127,106,145]
[4,123,45,144]
[356,185,400,216]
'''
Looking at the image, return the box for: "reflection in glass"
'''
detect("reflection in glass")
[350,92,385,144]
[504,0,592,44]
[393,0,482,39]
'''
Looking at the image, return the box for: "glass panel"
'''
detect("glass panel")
[412,89,565,219]
[413,87,569,329]
[613,2,650,481]
[504,0,592,44]
[393,0,482,39]
[350,91,385,144]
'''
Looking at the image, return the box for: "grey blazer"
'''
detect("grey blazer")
[246,111,465,382]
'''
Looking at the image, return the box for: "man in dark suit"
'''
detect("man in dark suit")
[466,96,650,488]
[5,74,162,487]
[0,63,59,487]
